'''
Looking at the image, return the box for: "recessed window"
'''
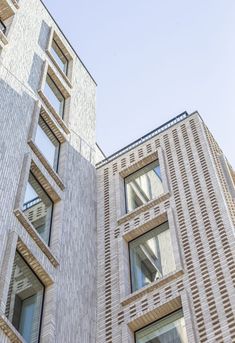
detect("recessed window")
[0,19,6,34]
[135,310,188,343]
[125,160,164,213]
[6,252,44,343]
[44,74,65,117]
[23,172,53,245]
[35,116,60,170]
[51,39,68,74]
[129,222,175,292]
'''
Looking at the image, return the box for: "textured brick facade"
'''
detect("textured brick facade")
[0,0,97,342]
[0,1,235,343]
[96,113,235,343]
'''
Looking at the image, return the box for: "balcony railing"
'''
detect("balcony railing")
[23,197,41,211]
[96,111,189,168]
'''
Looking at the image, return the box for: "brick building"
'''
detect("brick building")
[0,1,235,343]
[96,112,235,343]
[0,0,97,342]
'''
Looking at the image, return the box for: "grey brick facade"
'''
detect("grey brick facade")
[0,0,97,342]
[0,1,235,343]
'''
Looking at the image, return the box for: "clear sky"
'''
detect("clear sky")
[43,0,235,166]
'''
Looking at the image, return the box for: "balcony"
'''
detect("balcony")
[0,0,17,21]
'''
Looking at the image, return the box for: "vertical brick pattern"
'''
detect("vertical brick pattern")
[97,113,235,343]
[203,123,235,225]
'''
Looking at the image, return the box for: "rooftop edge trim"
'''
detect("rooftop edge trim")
[40,0,97,86]
[96,111,190,168]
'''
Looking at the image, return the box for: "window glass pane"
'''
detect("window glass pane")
[19,295,36,342]
[135,310,188,343]
[5,252,44,343]
[35,117,60,170]
[23,172,53,244]
[0,19,6,34]
[51,39,68,74]
[130,222,175,292]
[125,160,164,213]
[44,75,64,117]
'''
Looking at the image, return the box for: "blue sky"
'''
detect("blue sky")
[44,0,235,166]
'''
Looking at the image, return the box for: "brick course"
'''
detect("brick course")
[96,113,235,343]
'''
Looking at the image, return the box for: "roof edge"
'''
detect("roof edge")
[40,0,97,86]
[96,111,201,169]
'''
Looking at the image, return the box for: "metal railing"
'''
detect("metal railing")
[23,197,41,210]
[96,111,189,168]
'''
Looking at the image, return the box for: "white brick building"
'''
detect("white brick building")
[96,112,235,343]
[0,1,234,343]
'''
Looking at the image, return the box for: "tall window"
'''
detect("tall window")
[125,160,164,213]
[51,39,68,74]
[129,222,175,292]
[44,75,65,117]
[135,310,188,343]
[23,172,53,245]
[35,117,60,170]
[6,252,44,343]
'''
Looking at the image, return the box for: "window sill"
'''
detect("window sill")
[38,89,70,135]
[0,0,16,21]
[117,192,170,225]
[0,314,25,343]
[28,139,65,191]
[14,209,59,268]
[40,105,67,143]
[46,49,72,89]
[121,269,183,306]
[0,30,8,47]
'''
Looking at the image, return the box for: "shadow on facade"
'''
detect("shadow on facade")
[28,53,44,92]
[38,20,50,50]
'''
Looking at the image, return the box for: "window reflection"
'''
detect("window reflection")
[35,117,60,170]
[129,222,175,292]
[44,75,65,117]
[23,172,53,244]
[125,160,164,213]
[135,310,188,343]
[0,19,6,34]
[51,39,68,74]
[6,252,44,343]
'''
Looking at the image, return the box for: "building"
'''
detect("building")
[0,0,98,342]
[96,112,235,343]
[0,1,235,343]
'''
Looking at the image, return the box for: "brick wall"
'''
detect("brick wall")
[0,0,97,342]
[96,112,235,343]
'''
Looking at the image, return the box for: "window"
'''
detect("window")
[6,252,44,343]
[135,310,188,343]
[50,39,68,74]
[219,154,235,198]
[44,74,65,117]
[125,160,164,213]
[35,117,60,170]
[129,222,175,292]
[0,19,6,34]
[23,172,53,245]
